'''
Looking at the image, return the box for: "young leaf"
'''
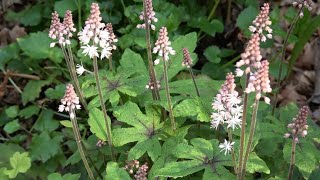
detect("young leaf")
[29,132,62,162]
[3,152,31,179]
[5,106,19,118]
[246,152,270,174]
[112,102,161,160]
[105,162,131,180]
[4,120,20,134]
[204,46,221,64]
[88,107,110,141]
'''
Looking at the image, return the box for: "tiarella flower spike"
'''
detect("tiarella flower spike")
[58,84,81,119]
[249,3,272,42]
[106,23,118,51]
[137,0,158,30]
[211,73,242,130]
[153,27,176,61]
[182,48,193,68]
[134,163,148,180]
[235,33,262,77]
[285,106,309,143]
[78,3,114,60]
[219,139,235,155]
[245,60,272,102]
[293,0,313,18]
[49,11,76,47]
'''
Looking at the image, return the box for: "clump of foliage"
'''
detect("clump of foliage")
[1,0,320,180]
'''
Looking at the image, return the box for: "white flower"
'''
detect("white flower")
[219,139,235,155]
[226,116,242,130]
[76,64,86,76]
[101,46,112,59]
[154,59,160,65]
[81,45,99,59]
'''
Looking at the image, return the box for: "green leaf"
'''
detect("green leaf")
[45,84,66,99]
[105,162,131,180]
[128,136,161,162]
[155,32,198,80]
[54,0,78,15]
[5,5,42,26]
[202,166,235,179]
[47,173,81,180]
[204,46,221,63]
[17,32,63,62]
[21,79,51,105]
[156,160,204,178]
[4,120,20,134]
[174,97,211,122]
[112,128,147,147]
[119,48,148,75]
[191,138,215,159]
[172,143,206,160]
[33,110,59,132]
[246,152,270,174]
[3,152,31,179]
[60,120,72,128]
[5,106,19,118]
[30,132,62,162]
[88,108,110,141]
[19,105,40,119]
[0,43,19,69]
[236,6,258,30]
[283,140,318,179]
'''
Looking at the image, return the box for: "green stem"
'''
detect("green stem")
[241,98,260,180]
[197,0,220,39]
[272,8,302,115]
[78,0,81,30]
[221,55,241,69]
[108,55,113,72]
[70,111,94,180]
[189,69,200,97]
[65,45,88,112]
[163,58,176,131]
[228,129,237,174]
[226,0,232,25]
[237,74,250,180]
[143,0,160,101]
[287,134,297,180]
[93,57,115,161]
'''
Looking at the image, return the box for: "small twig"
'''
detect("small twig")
[1,72,40,80]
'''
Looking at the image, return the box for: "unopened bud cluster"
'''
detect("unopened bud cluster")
[249,3,272,42]
[284,106,309,143]
[293,0,313,18]
[124,160,148,180]
[153,27,176,61]
[145,79,160,90]
[182,48,193,68]
[137,0,158,30]
[78,3,116,59]
[245,60,272,103]
[236,33,262,76]
[49,10,76,47]
[211,73,242,130]
[58,84,81,119]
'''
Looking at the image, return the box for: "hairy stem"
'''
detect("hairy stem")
[272,8,302,115]
[108,55,113,72]
[287,135,297,180]
[237,74,250,180]
[241,98,260,179]
[65,45,88,112]
[78,0,81,30]
[163,59,176,131]
[93,57,115,160]
[143,0,160,101]
[70,111,94,180]
[228,129,237,174]
[189,69,200,97]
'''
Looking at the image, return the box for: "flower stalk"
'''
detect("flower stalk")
[241,98,260,179]
[70,110,95,180]
[227,129,237,174]
[142,0,160,101]
[93,57,115,160]
[287,134,297,180]
[163,57,176,131]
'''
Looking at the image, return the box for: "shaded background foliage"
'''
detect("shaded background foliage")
[1,0,320,179]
